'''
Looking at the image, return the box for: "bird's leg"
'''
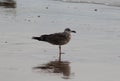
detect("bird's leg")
[60,45,65,54]
[59,45,61,62]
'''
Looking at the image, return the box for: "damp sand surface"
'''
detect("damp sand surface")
[0,0,120,81]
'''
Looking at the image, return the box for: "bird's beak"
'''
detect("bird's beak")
[71,30,76,33]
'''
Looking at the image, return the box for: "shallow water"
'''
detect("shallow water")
[55,0,120,7]
[0,0,120,81]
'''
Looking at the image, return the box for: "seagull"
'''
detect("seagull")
[32,28,76,61]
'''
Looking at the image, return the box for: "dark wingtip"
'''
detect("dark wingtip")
[32,36,35,39]
[32,36,42,41]
[32,36,38,40]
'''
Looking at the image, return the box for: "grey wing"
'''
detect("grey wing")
[46,33,69,45]
[49,33,67,41]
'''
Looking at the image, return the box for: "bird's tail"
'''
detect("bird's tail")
[32,35,48,41]
[32,36,42,41]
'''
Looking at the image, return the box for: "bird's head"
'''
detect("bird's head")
[64,28,76,33]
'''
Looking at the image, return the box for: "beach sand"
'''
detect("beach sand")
[0,0,120,81]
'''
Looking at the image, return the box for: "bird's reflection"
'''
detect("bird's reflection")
[33,60,71,79]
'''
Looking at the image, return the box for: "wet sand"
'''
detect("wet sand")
[0,0,120,81]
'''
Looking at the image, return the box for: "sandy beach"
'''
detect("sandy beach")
[0,0,120,81]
